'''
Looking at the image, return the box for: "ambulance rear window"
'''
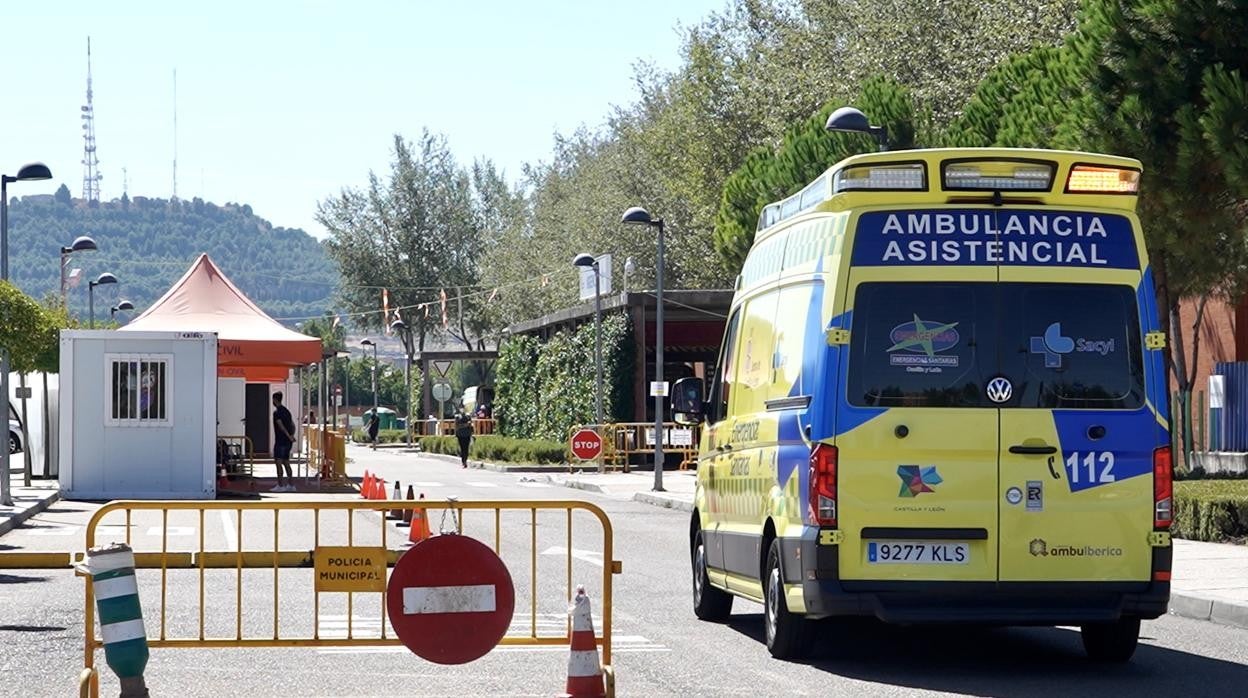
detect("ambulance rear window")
[847,282,1145,409]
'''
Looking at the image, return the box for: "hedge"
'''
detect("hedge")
[418,435,568,465]
[494,312,634,441]
[1173,480,1248,543]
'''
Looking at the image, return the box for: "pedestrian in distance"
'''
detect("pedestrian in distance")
[367,411,380,450]
[454,409,473,468]
[272,392,297,492]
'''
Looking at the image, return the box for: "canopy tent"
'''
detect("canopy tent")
[119,254,321,380]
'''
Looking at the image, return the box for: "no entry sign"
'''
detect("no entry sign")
[386,535,515,664]
[570,428,603,461]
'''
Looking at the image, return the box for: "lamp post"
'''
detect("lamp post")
[620,206,666,492]
[1,162,53,508]
[391,320,414,449]
[110,299,134,323]
[88,272,118,329]
[362,339,379,449]
[824,106,889,151]
[573,253,605,474]
[61,235,98,307]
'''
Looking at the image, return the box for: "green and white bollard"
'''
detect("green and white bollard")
[80,542,150,698]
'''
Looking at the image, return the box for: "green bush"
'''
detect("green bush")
[417,435,568,465]
[1173,480,1248,543]
[352,428,408,444]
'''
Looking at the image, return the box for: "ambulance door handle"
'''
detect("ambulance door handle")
[1008,444,1057,455]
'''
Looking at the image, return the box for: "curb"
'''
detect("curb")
[544,475,608,494]
[633,491,694,512]
[1168,592,1248,631]
[0,488,61,537]
[401,450,572,474]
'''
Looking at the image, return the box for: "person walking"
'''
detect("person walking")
[272,392,297,492]
[453,409,473,468]
[367,411,380,450]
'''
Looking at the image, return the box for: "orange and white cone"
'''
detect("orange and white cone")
[561,585,605,698]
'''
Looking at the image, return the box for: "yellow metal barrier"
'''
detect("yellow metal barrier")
[80,499,618,697]
[568,422,699,472]
[301,426,350,485]
[216,434,256,478]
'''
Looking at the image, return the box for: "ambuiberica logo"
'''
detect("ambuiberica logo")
[1029,538,1123,558]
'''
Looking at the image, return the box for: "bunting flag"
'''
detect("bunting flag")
[382,289,391,334]
[540,274,549,287]
[439,289,449,329]
[487,287,498,303]
[423,303,430,318]
[331,314,341,329]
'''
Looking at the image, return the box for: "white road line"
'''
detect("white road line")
[408,481,445,488]
[220,511,237,551]
[465,481,498,488]
[517,481,550,488]
[146,526,193,537]
[540,546,604,567]
[29,525,78,536]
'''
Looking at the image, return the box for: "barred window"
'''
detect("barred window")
[107,355,171,425]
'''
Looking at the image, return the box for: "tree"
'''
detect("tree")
[319,132,484,353]
[54,184,72,206]
[713,76,919,272]
[0,282,59,374]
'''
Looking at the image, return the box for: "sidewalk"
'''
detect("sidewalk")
[0,468,61,536]
[544,466,1248,632]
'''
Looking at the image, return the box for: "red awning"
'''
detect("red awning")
[119,254,322,367]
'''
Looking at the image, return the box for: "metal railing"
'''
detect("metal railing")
[302,426,349,484]
[78,498,618,697]
[216,434,255,479]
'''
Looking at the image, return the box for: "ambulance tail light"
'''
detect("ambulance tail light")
[1065,164,1140,194]
[1154,446,1173,529]
[941,160,1054,191]
[809,443,838,527]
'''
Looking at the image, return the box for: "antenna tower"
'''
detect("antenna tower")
[172,69,178,201]
[81,37,103,202]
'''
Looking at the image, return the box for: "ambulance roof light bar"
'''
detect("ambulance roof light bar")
[825,107,889,152]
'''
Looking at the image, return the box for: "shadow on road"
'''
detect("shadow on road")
[0,573,50,585]
[725,613,1245,696]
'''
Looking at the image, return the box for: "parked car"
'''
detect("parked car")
[8,418,22,454]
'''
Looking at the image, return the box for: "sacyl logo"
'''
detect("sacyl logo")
[986,376,1013,403]
[1031,322,1115,369]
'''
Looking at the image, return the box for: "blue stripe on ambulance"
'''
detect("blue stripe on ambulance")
[1050,409,1157,493]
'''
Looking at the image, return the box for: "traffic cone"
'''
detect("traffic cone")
[361,471,373,499]
[388,481,403,519]
[398,485,415,527]
[375,478,387,501]
[561,586,605,698]
[407,493,431,544]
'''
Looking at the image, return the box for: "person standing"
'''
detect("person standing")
[454,409,473,468]
[367,411,380,450]
[272,392,297,492]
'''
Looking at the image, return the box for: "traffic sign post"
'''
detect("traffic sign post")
[570,428,603,461]
[386,534,516,665]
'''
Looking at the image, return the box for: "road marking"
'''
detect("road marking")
[145,526,193,537]
[517,481,550,488]
[220,511,237,551]
[540,546,604,567]
[314,631,667,655]
[408,481,444,488]
[465,481,498,488]
[29,525,78,536]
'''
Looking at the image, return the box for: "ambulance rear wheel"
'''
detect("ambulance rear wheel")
[1080,617,1140,662]
[764,539,811,659]
[692,529,733,621]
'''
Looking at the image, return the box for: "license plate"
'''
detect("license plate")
[867,541,969,564]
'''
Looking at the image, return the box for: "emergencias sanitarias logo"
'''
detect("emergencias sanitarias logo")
[897,465,942,497]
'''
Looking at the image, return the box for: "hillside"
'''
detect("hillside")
[5,186,336,322]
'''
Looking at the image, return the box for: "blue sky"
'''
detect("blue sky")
[0,0,724,236]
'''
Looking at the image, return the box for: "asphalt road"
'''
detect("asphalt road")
[2,451,1247,697]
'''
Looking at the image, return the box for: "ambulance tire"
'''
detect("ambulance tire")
[1080,617,1140,662]
[764,539,811,659]
[692,529,733,621]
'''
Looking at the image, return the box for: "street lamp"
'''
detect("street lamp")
[620,206,667,492]
[573,253,605,474]
[391,320,414,448]
[824,106,889,151]
[60,235,98,306]
[362,339,379,449]
[110,299,134,323]
[88,272,117,328]
[1,162,53,508]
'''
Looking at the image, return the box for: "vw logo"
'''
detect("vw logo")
[986,377,1013,403]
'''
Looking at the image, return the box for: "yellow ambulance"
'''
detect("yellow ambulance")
[674,143,1173,662]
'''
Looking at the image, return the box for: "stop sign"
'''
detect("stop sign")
[570,428,603,460]
[386,535,515,664]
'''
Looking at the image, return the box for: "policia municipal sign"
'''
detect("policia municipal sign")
[314,546,387,592]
